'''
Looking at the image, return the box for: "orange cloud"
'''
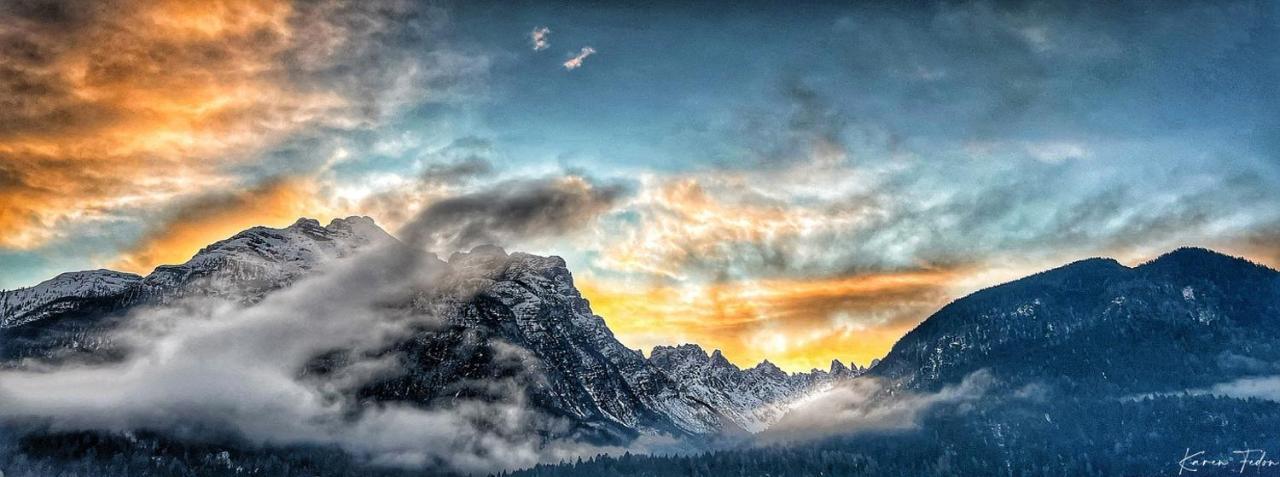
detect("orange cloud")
[598,177,873,279]
[578,268,964,372]
[112,178,330,274]
[0,0,436,250]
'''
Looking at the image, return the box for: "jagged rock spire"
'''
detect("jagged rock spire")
[829,359,850,376]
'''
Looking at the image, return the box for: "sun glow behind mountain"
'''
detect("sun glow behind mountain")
[578,270,964,372]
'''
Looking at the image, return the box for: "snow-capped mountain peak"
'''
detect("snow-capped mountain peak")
[142,216,396,299]
[2,217,398,329]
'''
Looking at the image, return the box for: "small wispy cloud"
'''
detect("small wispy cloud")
[563,46,596,70]
[531,26,551,51]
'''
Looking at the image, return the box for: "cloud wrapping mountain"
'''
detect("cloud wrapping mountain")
[0,238,601,472]
[0,215,633,472]
[761,370,992,443]
[0,210,822,473]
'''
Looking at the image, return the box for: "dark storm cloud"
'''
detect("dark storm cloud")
[401,176,628,252]
[419,136,498,184]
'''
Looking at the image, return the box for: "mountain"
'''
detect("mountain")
[142,216,397,300]
[0,217,396,364]
[870,247,1280,394]
[0,217,393,329]
[350,244,733,440]
[0,217,826,449]
[648,344,862,432]
[11,220,1276,476]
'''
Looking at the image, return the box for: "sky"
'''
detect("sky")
[1,0,1278,372]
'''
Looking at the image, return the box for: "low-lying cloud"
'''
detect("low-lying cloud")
[760,370,993,443]
[1199,375,1280,403]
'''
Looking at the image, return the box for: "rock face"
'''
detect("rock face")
[0,217,835,442]
[648,344,862,432]
[351,245,733,440]
[870,248,1280,394]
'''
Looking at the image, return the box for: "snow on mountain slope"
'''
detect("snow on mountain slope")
[143,216,396,301]
[648,344,864,432]
[0,270,143,328]
[1,217,392,330]
[415,246,733,436]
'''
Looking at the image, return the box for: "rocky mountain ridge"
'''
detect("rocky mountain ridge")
[0,217,840,440]
[647,344,863,432]
[4,219,1274,477]
[1,217,394,329]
